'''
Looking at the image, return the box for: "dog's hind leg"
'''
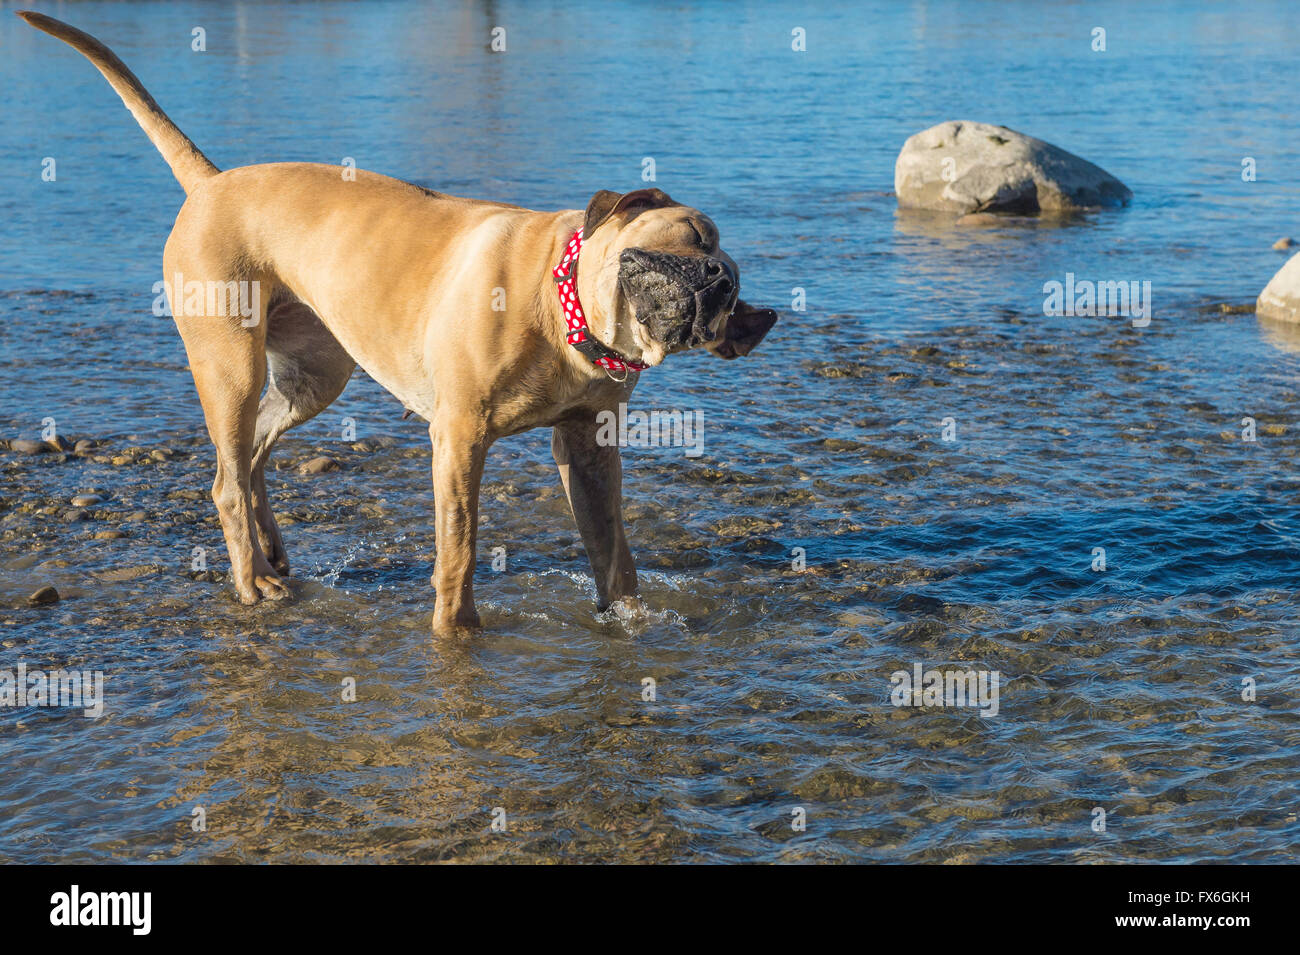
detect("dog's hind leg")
[166,241,286,603]
[249,297,356,575]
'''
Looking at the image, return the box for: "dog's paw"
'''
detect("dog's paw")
[255,575,290,600]
[602,595,648,622]
[431,611,483,637]
[234,573,289,604]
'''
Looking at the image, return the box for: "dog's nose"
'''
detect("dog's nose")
[705,257,735,294]
[693,259,738,342]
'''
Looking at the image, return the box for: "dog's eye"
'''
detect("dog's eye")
[686,218,715,248]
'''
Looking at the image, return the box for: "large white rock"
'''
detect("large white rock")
[1257,252,1300,323]
[894,121,1132,215]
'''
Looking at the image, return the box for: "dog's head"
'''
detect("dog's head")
[574,188,777,367]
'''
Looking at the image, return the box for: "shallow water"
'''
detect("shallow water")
[2,0,1299,862]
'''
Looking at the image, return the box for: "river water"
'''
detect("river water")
[1,0,1298,862]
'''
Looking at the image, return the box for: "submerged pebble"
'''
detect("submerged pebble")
[26,585,59,606]
[300,455,340,474]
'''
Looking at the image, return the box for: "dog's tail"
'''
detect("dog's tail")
[18,11,220,194]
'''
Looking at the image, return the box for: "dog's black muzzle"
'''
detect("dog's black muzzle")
[618,248,738,348]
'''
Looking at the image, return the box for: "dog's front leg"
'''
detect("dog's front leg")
[429,421,489,633]
[552,418,639,612]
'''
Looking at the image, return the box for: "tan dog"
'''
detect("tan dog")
[20,11,778,632]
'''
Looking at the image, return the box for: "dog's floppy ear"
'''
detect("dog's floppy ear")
[583,188,673,237]
[708,300,778,360]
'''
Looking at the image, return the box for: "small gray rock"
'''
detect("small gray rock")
[71,493,104,507]
[9,439,46,454]
[28,585,59,606]
[300,455,340,475]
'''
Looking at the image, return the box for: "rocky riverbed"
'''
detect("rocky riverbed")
[5,0,1300,863]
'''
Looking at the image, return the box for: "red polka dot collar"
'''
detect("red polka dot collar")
[553,228,648,376]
